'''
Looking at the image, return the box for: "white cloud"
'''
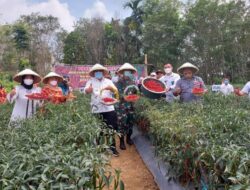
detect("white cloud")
[83,0,112,21]
[0,0,76,31]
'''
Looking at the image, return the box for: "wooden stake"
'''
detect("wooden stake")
[144,54,148,77]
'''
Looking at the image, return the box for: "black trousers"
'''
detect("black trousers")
[99,111,118,131]
[98,111,118,149]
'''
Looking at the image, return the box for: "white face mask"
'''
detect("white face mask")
[164,68,172,74]
[50,80,58,86]
[24,79,34,85]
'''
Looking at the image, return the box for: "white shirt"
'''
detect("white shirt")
[220,83,234,95]
[160,72,180,89]
[241,81,250,98]
[7,85,42,127]
[84,77,117,113]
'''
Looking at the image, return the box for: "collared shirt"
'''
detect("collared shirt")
[241,81,250,98]
[220,83,234,96]
[175,76,206,103]
[84,77,117,113]
[160,72,180,90]
[160,72,180,102]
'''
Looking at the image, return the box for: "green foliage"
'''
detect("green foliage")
[135,94,250,189]
[0,95,123,189]
[63,30,87,65]
[19,58,31,71]
[12,23,30,52]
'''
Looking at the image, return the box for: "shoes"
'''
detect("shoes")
[120,136,126,150]
[110,147,119,157]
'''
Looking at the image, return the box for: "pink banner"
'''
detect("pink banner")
[54,64,146,89]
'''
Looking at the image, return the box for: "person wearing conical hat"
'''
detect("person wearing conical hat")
[174,62,207,103]
[159,63,180,103]
[7,68,42,127]
[115,63,137,150]
[84,63,119,156]
[42,72,64,104]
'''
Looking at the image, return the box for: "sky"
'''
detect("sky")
[0,0,132,31]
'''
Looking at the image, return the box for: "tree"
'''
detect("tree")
[63,30,87,65]
[142,0,184,68]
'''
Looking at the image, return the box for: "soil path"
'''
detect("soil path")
[110,141,159,190]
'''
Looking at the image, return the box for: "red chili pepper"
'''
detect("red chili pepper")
[102,97,116,102]
[192,88,204,94]
[125,94,139,101]
[144,80,165,92]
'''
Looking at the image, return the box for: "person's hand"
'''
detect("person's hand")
[174,87,181,94]
[165,87,170,92]
[85,84,93,94]
[10,88,16,98]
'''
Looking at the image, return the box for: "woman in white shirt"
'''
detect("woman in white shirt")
[7,69,42,127]
[84,64,119,156]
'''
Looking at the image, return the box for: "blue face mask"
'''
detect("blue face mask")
[224,80,229,85]
[124,71,132,77]
[94,71,103,79]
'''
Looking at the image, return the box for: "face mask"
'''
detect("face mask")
[50,80,58,86]
[124,71,132,77]
[224,80,229,85]
[24,79,34,85]
[164,68,172,74]
[94,71,103,79]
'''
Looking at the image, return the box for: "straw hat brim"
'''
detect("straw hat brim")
[89,64,108,77]
[13,69,41,84]
[177,64,199,74]
[42,72,63,84]
[118,63,137,74]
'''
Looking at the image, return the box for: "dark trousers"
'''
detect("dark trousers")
[98,111,118,149]
[99,111,118,131]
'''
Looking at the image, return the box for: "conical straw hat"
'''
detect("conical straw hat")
[89,64,108,77]
[177,62,199,74]
[42,72,63,84]
[13,69,41,84]
[118,63,137,73]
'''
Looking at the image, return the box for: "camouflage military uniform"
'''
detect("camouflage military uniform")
[115,77,135,135]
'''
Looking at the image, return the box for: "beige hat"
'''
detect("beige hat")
[13,69,41,84]
[89,63,108,77]
[42,72,63,84]
[118,63,137,73]
[177,62,199,74]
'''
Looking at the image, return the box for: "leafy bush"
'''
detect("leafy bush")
[0,95,124,190]
[135,94,250,190]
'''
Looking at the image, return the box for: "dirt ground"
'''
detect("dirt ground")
[110,140,159,190]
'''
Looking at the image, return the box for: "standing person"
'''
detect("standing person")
[42,72,64,103]
[174,62,207,103]
[149,72,157,78]
[156,70,164,80]
[59,76,71,96]
[160,63,180,103]
[115,63,137,150]
[235,81,250,98]
[7,69,42,127]
[220,77,234,96]
[84,64,119,156]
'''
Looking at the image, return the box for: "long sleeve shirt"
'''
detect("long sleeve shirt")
[7,85,42,126]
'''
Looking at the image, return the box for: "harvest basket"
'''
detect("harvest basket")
[141,78,166,99]
[124,85,140,102]
[100,87,119,105]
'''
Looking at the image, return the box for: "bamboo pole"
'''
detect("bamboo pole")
[144,54,148,77]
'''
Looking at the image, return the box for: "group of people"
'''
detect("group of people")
[4,69,71,127]
[1,61,249,157]
[149,62,250,101]
[84,63,137,156]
